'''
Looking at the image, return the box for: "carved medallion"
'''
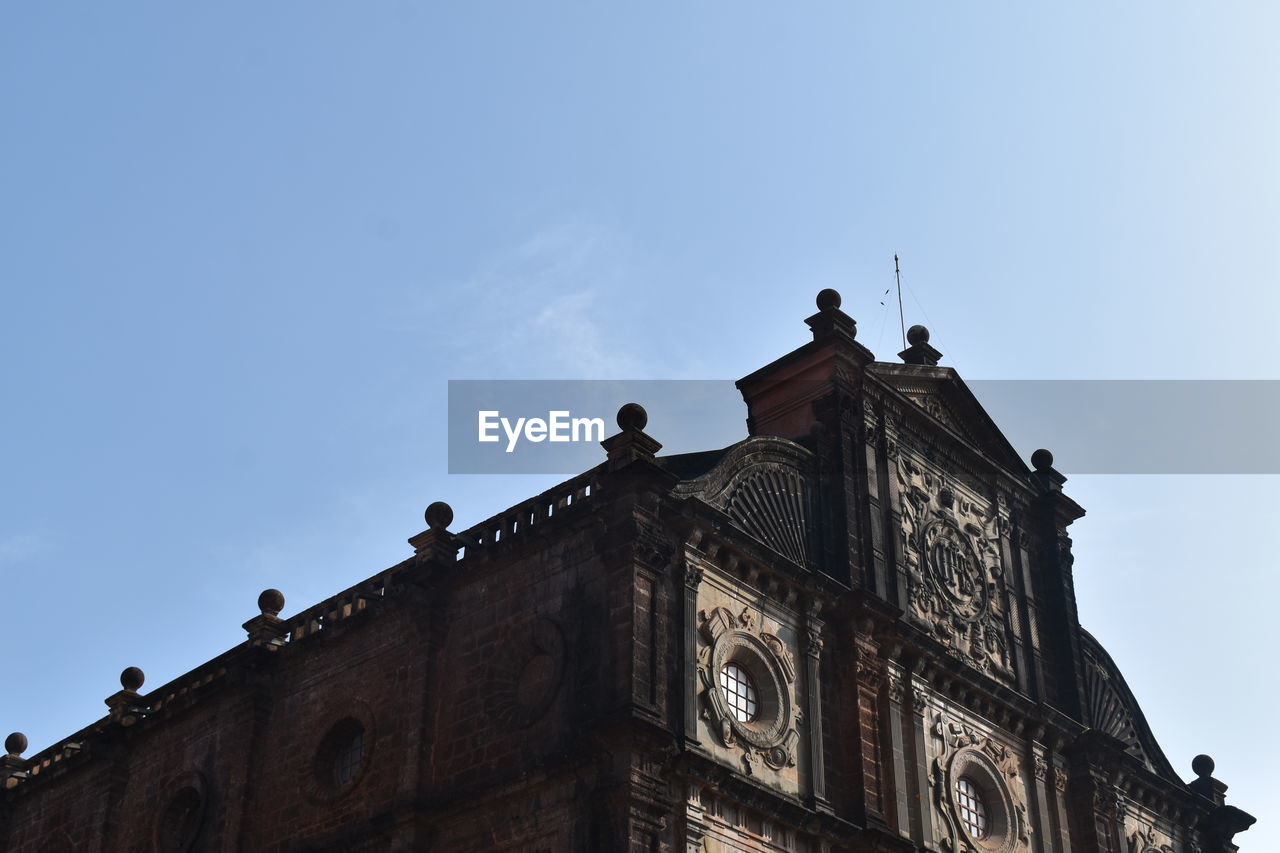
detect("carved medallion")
[697,606,800,772]
[897,454,1015,680]
[930,712,1030,853]
[925,524,989,623]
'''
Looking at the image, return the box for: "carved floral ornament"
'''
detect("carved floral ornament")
[930,712,1031,853]
[897,455,1015,681]
[1127,824,1173,853]
[697,606,800,774]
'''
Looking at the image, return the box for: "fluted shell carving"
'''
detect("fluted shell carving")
[1077,630,1181,783]
[1083,651,1143,756]
[724,468,809,566]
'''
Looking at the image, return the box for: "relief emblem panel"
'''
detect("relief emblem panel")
[897,453,1015,681]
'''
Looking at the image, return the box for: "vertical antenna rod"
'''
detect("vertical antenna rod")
[894,254,906,349]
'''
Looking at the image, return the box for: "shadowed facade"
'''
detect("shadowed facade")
[0,290,1254,852]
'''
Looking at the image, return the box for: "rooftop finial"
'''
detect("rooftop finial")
[120,667,145,692]
[245,588,289,648]
[899,323,942,366]
[4,732,26,757]
[425,501,454,531]
[106,667,150,727]
[257,589,285,617]
[408,500,462,563]
[616,402,648,432]
[602,403,661,470]
[805,289,858,343]
[1192,754,1215,778]
[1,732,28,788]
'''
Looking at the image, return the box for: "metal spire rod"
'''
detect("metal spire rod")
[894,254,906,349]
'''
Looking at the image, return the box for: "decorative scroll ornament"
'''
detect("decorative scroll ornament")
[697,606,800,772]
[897,455,1014,680]
[1126,825,1173,853]
[930,712,1030,853]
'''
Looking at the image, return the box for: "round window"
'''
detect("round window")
[719,662,759,722]
[944,745,1022,853]
[955,776,988,839]
[316,718,366,792]
[155,785,203,852]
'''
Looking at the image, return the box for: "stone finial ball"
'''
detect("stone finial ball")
[906,324,930,346]
[815,288,842,311]
[4,732,26,756]
[120,666,145,692]
[616,402,648,432]
[258,588,285,616]
[1031,448,1054,471]
[1192,754,1215,778]
[425,501,454,531]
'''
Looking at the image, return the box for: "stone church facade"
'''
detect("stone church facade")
[0,290,1255,852]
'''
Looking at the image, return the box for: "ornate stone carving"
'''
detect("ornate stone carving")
[635,521,675,573]
[856,658,885,692]
[1127,825,1167,853]
[930,712,1030,853]
[683,564,705,592]
[484,618,565,729]
[1078,630,1179,780]
[696,606,800,773]
[896,454,1014,680]
[724,467,810,566]
[863,397,881,446]
[1093,786,1119,818]
[912,682,929,713]
[803,627,824,658]
[886,671,905,704]
[760,632,796,682]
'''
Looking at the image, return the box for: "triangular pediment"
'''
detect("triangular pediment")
[867,363,1029,476]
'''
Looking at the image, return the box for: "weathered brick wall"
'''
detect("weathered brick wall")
[427,775,590,852]
[426,525,608,795]
[3,761,115,852]
[240,599,432,850]
[111,687,258,851]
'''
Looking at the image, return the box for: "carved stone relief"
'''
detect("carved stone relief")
[1126,824,1174,853]
[930,712,1030,853]
[897,454,1015,680]
[723,468,810,566]
[484,617,565,729]
[697,606,800,773]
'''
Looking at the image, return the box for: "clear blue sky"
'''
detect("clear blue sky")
[3,2,1275,841]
